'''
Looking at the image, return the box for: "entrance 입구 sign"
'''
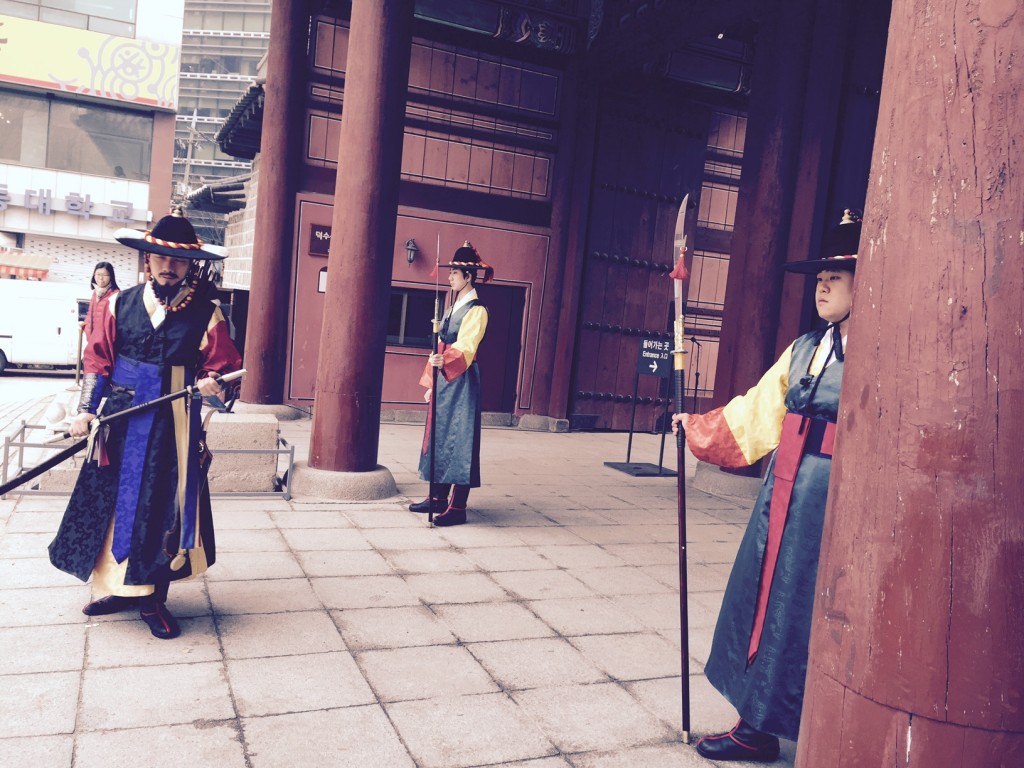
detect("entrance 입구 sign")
[637,337,672,379]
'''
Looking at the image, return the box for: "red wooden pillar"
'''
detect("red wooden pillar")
[799,2,1024,765]
[711,0,817,410]
[240,0,308,404]
[308,0,414,472]
[542,62,594,421]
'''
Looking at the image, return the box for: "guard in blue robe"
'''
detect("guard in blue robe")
[410,242,492,527]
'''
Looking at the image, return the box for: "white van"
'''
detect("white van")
[0,280,90,373]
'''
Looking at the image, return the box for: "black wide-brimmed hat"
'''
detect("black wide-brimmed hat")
[784,209,862,274]
[114,208,227,261]
[445,241,494,284]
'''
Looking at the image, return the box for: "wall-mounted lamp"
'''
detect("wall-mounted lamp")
[405,238,418,265]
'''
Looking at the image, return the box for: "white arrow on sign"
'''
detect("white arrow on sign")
[649,360,658,373]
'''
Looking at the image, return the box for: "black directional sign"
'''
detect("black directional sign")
[637,337,672,379]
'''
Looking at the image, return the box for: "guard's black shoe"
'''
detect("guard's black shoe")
[409,497,445,513]
[82,595,139,616]
[139,601,181,640]
[695,720,780,763]
[433,506,467,527]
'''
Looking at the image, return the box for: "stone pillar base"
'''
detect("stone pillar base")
[289,461,398,501]
[234,402,308,421]
[693,461,761,500]
[516,414,570,433]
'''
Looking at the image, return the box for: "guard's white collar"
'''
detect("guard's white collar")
[450,288,479,313]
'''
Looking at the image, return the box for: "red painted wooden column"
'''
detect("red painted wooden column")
[799,2,1024,765]
[710,0,817,410]
[308,0,414,472]
[240,0,308,404]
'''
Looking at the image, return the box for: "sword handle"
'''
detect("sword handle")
[213,368,246,385]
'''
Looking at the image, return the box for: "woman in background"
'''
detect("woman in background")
[81,261,120,340]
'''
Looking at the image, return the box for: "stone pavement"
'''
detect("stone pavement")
[0,402,797,768]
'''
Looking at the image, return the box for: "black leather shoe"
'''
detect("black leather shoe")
[409,497,445,514]
[82,595,139,616]
[695,720,780,763]
[433,506,467,527]
[139,601,181,640]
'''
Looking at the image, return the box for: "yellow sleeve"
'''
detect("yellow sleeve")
[719,342,793,464]
[450,305,488,368]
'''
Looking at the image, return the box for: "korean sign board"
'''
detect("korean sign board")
[309,224,332,256]
[0,15,180,111]
[637,337,672,379]
[0,185,141,223]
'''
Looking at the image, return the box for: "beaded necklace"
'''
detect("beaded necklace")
[146,263,199,313]
[156,281,197,313]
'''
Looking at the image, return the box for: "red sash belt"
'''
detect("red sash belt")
[746,412,836,665]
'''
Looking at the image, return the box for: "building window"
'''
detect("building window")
[682,110,748,405]
[387,288,436,349]
[0,90,49,166]
[0,0,137,35]
[0,87,153,179]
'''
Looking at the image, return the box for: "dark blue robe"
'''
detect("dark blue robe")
[418,299,485,487]
[704,329,843,740]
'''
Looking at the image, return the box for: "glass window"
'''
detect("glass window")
[223,12,244,30]
[47,100,152,180]
[41,0,136,23]
[0,1,38,19]
[387,288,435,348]
[87,15,134,37]
[39,7,87,27]
[0,90,49,166]
[242,13,268,32]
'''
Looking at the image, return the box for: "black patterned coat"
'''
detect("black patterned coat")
[49,283,240,586]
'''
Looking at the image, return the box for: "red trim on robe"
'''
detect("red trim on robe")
[418,361,433,389]
[683,407,749,468]
[83,300,241,382]
[417,340,470,389]
[440,345,468,381]
[747,411,811,663]
[197,319,242,378]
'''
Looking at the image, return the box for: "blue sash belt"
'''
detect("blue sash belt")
[110,357,162,562]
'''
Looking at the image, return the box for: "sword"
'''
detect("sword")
[0,369,246,497]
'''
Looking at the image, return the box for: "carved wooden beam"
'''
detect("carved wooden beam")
[589,0,759,71]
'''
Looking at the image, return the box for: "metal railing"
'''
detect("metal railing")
[209,439,295,500]
[1,422,294,501]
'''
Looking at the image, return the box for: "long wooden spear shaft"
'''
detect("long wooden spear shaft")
[672,193,693,743]
[428,235,442,526]
[0,369,246,497]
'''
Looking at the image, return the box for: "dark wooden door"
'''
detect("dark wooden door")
[570,84,711,430]
[478,282,525,413]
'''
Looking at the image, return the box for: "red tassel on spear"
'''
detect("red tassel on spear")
[669,244,690,281]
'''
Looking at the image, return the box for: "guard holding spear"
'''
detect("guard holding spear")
[673,210,861,761]
[48,209,243,640]
[408,242,492,527]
